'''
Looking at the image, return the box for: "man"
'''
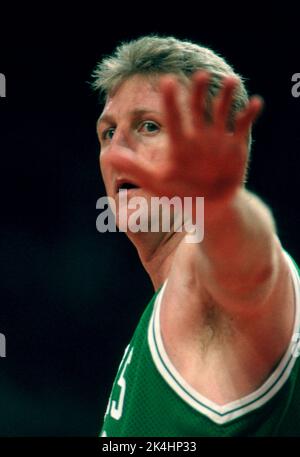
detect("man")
[92,36,300,436]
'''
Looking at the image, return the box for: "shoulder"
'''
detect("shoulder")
[158,236,299,404]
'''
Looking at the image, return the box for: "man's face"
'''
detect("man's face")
[97,74,189,230]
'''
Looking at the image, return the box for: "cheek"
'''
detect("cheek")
[142,136,168,161]
[99,152,104,173]
[99,153,111,187]
[99,150,110,173]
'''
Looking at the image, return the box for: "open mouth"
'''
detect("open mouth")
[116,181,140,193]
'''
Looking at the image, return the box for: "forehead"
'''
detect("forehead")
[101,75,162,118]
[99,74,189,122]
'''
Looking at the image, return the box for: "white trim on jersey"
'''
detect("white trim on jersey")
[148,250,300,425]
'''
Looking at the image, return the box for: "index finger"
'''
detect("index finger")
[159,76,185,151]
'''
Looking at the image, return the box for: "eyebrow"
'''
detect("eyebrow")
[96,108,161,129]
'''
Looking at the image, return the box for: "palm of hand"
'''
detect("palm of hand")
[109,71,262,214]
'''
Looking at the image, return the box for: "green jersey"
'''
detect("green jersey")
[100,251,300,436]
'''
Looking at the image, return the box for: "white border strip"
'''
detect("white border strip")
[148,250,300,424]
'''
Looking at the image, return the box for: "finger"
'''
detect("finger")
[109,152,157,190]
[213,77,238,131]
[190,70,211,131]
[235,96,264,138]
[159,76,184,151]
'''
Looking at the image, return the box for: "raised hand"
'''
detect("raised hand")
[108,71,263,219]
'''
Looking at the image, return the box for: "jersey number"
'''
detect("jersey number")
[110,346,133,420]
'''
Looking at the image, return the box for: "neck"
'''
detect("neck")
[127,229,184,291]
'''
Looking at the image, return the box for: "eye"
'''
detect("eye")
[101,127,115,141]
[138,121,160,134]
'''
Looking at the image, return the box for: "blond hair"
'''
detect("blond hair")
[91,35,252,153]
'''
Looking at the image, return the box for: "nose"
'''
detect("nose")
[100,126,135,160]
[100,126,135,173]
[109,124,134,149]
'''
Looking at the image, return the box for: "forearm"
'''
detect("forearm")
[200,188,279,301]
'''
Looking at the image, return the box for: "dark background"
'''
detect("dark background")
[0,6,299,435]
